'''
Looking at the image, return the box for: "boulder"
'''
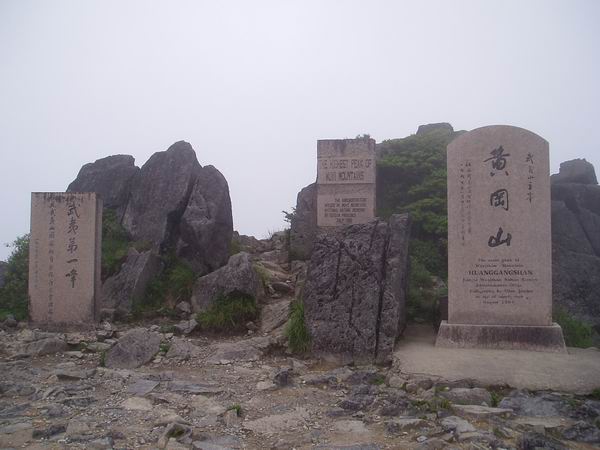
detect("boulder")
[22,337,68,357]
[551,158,598,185]
[67,154,139,216]
[416,122,454,135]
[190,252,262,312]
[177,165,233,274]
[122,141,201,250]
[101,249,162,316]
[104,328,161,369]
[303,214,411,364]
[550,161,600,333]
[289,183,318,261]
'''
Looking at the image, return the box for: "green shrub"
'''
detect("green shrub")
[101,209,131,279]
[134,254,196,316]
[490,391,503,407]
[196,293,257,332]
[554,308,594,348]
[590,388,600,401]
[0,234,30,321]
[286,299,310,353]
[230,238,241,256]
[253,264,270,289]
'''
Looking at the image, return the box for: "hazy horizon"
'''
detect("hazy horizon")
[1,0,599,261]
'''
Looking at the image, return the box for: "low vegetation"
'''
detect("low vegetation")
[101,209,131,280]
[377,127,456,323]
[286,299,310,353]
[133,253,196,317]
[0,234,29,321]
[196,293,257,332]
[554,308,594,348]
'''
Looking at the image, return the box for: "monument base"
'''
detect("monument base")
[435,321,567,353]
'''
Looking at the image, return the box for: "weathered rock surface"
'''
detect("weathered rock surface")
[303,215,411,364]
[177,165,233,274]
[67,154,139,215]
[550,160,600,334]
[101,249,162,316]
[289,182,318,261]
[190,252,262,312]
[105,328,161,369]
[551,158,598,185]
[416,122,454,135]
[122,141,201,249]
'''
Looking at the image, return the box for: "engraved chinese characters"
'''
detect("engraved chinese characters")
[447,126,552,326]
[317,138,376,227]
[29,193,102,325]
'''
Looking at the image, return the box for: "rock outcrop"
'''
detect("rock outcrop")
[190,252,262,312]
[68,141,234,315]
[289,183,318,261]
[551,158,598,185]
[101,249,162,317]
[67,155,139,219]
[177,165,233,274]
[303,214,411,364]
[551,159,600,333]
[416,122,454,135]
[122,141,201,250]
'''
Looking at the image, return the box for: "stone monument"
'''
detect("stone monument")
[29,193,102,327]
[317,138,376,227]
[436,125,566,352]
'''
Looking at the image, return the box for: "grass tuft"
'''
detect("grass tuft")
[285,299,310,353]
[196,293,257,332]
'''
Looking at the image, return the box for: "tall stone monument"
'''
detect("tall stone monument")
[317,138,376,227]
[436,125,566,352]
[29,193,102,327]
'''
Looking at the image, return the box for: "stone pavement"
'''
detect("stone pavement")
[395,325,600,394]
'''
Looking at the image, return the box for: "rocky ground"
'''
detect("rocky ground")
[1,235,599,450]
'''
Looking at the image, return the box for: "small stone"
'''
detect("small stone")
[452,404,513,419]
[273,367,293,386]
[257,380,277,391]
[122,396,153,411]
[416,435,428,443]
[386,417,427,433]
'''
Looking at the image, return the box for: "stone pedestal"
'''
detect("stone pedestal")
[29,192,102,328]
[437,125,566,352]
[436,321,567,353]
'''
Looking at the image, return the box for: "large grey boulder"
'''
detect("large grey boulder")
[105,328,161,369]
[190,252,262,312]
[101,249,162,317]
[177,165,233,274]
[303,214,410,364]
[550,160,600,334]
[122,141,201,249]
[551,158,598,185]
[289,182,317,261]
[416,122,454,135]
[67,155,139,218]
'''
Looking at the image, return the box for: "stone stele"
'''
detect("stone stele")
[436,125,566,352]
[317,138,376,227]
[29,193,102,327]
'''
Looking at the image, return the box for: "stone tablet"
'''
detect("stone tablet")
[29,193,102,327]
[436,125,566,352]
[317,138,376,227]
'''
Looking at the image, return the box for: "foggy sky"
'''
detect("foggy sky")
[1,0,599,261]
